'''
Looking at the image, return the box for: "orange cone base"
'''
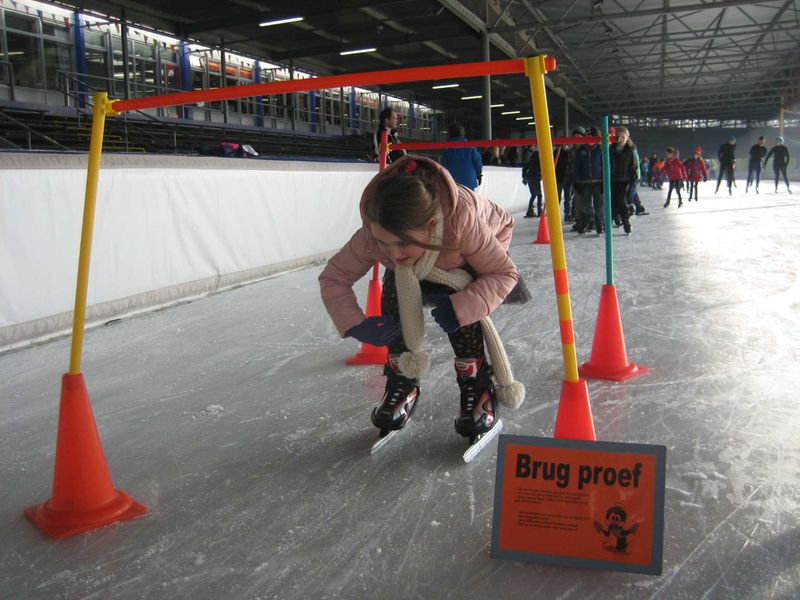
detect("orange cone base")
[346,343,388,365]
[25,492,147,539]
[580,360,649,382]
[579,284,649,381]
[533,211,550,244]
[553,379,596,441]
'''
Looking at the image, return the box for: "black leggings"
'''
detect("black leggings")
[381,269,484,359]
[774,165,790,189]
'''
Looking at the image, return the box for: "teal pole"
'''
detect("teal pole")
[601,116,613,285]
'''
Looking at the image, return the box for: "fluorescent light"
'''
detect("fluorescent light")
[461,95,483,100]
[259,16,304,27]
[501,110,520,115]
[6,51,25,56]
[515,116,533,120]
[432,83,459,89]
[339,48,376,56]
[490,103,505,108]
[527,122,536,126]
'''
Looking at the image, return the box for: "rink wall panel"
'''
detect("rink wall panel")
[0,153,529,349]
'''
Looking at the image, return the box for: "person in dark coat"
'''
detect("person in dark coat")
[764,136,792,194]
[374,107,407,164]
[746,136,767,193]
[521,148,542,217]
[608,125,638,234]
[715,135,737,195]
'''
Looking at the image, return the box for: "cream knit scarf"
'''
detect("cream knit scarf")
[393,209,525,409]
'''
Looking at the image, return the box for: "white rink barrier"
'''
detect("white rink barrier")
[0,153,529,349]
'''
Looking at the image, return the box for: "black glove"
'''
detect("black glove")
[346,316,401,346]
[424,293,460,333]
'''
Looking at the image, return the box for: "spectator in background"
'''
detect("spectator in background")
[746,136,768,194]
[764,136,792,194]
[374,107,406,164]
[482,146,501,166]
[522,148,542,217]
[441,122,483,190]
[715,135,737,195]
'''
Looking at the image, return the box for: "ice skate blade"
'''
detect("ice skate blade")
[370,429,400,454]
[463,419,504,463]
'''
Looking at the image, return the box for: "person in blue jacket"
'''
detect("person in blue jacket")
[441,122,483,190]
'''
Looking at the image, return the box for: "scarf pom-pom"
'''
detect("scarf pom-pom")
[398,351,430,379]
[496,380,525,409]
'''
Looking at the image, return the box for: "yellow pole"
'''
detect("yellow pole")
[524,56,580,383]
[68,91,113,374]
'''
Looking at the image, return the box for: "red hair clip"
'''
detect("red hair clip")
[403,160,418,174]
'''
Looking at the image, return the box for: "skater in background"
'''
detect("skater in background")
[715,135,736,195]
[764,136,792,194]
[608,125,637,234]
[746,136,767,193]
[573,126,604,234]
[555,140,575,223]
[522,147,543,217]
[440,121,483,190]
[319,156,526,444]
[684,147,708,201]
[662,147,687,208]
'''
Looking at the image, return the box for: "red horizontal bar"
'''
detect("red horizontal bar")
[112,59,526,114]
[393,135,598,150]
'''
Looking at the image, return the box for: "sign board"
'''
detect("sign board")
[491,435,666,575]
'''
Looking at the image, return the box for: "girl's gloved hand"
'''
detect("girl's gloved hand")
[346,316,401,346]
[424,293,460,333]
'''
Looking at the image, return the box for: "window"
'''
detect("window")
[5,12,38,34]
[6,32,43,87]
[43,39,71,90]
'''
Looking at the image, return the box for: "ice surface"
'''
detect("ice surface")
[2,182,799,599]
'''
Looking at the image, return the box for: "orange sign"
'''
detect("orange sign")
[491,435,666,574]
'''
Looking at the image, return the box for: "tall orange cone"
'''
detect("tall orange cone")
[346,262,389,365]
[533,208,550,244]
[579,284,648,381]
[554,379,596,440]
[25,373,148,538]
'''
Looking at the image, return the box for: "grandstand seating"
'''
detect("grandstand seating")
[0,104,374,160]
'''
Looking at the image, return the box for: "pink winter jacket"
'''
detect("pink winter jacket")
[319,156,519,337]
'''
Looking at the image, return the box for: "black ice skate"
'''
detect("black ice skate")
[371,356,420,431]
[454,358,498,440]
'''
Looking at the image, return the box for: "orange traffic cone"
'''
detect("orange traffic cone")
[346,262,388,365]
[579,284,648,381]
[553,379,596,440]
[25,373,147,538]
[533,209,550,244]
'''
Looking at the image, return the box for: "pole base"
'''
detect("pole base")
[580,361,649,382]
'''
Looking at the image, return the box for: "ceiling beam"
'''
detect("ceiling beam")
[491,0,771,34]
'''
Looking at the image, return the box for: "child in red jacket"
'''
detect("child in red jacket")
[684,147,708,202]
[662,148,687,208]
